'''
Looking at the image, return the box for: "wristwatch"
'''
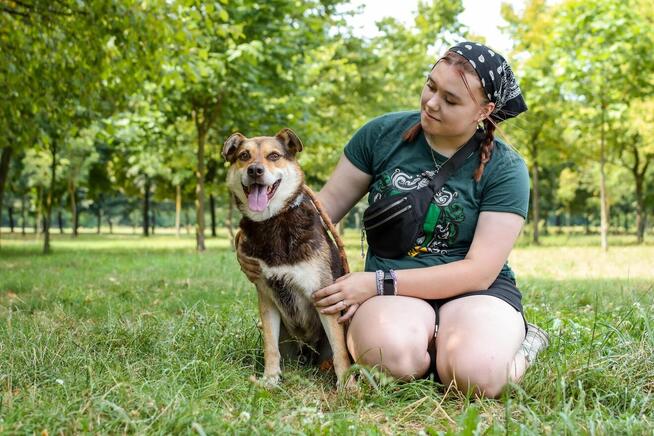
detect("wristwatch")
[382,271,396,296]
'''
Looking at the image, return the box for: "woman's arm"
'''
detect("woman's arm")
[313,211,525,321]
[316,154,372,224]
[395,211,525,298]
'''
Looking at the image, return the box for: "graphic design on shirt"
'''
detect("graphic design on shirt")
[373,168,434,201]
[374,169,464,256]
[410,188,463,256]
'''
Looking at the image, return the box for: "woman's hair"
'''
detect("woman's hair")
[403,50,498,182]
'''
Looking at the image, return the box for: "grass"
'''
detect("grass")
[1,229,653,434]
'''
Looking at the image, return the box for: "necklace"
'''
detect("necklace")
[425,135,443,172]
[428,145,441,172]
[426,136,474,175]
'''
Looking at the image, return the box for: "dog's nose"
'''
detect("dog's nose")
[247,164,265,178]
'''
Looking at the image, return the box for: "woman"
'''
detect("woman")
[241,41,548,398]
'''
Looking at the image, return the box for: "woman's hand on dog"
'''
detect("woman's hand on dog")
[312,272,376,323]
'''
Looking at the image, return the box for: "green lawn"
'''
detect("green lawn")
[1,230,653,434]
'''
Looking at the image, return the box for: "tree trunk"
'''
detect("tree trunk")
[194,111,207,252]
[108,217,113,234]
[185,208,191,235]
[210,194,216,237]
[599,105,609,251]
[9,206,14,232]
[58,210,64,234]
[96,207,101,234]
[21,195,26,235]
[36,186,43,234]
[143,176,150,236]
[631,145,649,244]
[43,141,57,254]
[175,184,182,238]
[75,207,81,236]
[0,146,13,248]
[69,180,78,237]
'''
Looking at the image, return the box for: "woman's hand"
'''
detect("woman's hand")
[312,272,377,323]
[235,231,262,283]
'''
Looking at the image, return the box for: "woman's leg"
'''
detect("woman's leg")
[436,295,526,398]
[346,295,435,380]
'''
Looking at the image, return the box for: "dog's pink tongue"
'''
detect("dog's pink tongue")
[248,184,268,212]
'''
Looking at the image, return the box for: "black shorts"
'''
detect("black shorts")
[424,275,527,380]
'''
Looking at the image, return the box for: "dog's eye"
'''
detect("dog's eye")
[238,151,250,161]
[267,152,281,161]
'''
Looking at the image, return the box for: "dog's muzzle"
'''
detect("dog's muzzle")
[247,164,265,179]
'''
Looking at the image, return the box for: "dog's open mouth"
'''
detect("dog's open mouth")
[243,179,281,212]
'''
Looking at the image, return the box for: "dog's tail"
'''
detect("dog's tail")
[303,185,350,275]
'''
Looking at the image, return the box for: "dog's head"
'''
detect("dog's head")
[222,128,305,221]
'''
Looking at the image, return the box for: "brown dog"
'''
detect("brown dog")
[222,128,351,388]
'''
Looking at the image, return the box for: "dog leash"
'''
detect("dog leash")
[302,185,350,275]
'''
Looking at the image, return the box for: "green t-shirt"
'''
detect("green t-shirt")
[344,110,530,282]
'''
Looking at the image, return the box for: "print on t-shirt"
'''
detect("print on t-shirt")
[373,168,464,257]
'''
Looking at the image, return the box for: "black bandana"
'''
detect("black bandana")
[447,41,527,122]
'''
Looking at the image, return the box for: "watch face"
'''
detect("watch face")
[383,273,395,295]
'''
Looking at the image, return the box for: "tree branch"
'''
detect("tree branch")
[0,4,30,18]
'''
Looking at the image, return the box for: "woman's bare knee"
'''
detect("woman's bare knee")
[347,296,434,379]
[354,329,431,379]
[438,349,513,397]
[436,295,525,397]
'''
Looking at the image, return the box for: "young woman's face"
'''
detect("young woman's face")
[420,61,490,141]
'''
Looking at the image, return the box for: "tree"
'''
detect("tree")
[617,99,654,243]
[158,0,355,251]
[106,99,171,236]
[548,0,654,250]
[58,125,102,236]
[502,0,567,244]
[1,0,173,252]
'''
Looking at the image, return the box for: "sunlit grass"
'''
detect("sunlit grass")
[1,229,653,433]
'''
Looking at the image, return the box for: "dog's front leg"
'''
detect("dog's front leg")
[256,288,282,387]
[318,313,353,388]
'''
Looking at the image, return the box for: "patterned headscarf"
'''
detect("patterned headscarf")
[447,41,527,122]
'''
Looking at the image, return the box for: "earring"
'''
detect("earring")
[477,118,484,129]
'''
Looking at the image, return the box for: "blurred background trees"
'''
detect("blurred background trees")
[1,0,653,253]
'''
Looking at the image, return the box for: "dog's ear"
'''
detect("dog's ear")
[275,128,304,156]
[223,133,246,162]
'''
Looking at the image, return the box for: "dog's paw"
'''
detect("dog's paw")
[261,373,281,389]
[338,374,359,392]
[249,373,281,389]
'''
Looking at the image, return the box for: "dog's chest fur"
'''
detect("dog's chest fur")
[240,199,343,343]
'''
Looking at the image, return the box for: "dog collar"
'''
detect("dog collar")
[289,193,304,209]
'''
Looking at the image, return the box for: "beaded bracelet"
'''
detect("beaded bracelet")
[375,269,384,296]
[389,269,398,296]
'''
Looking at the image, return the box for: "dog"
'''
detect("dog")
[222,128,351,388]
